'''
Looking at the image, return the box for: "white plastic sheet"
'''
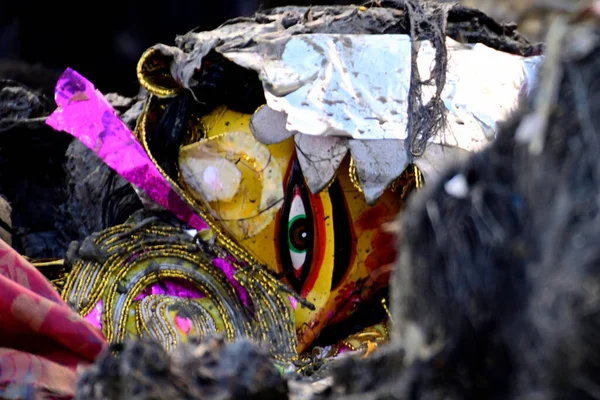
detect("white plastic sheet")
[242,34,543,196]
[249,34,543,145]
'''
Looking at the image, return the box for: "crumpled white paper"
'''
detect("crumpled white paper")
[242,34,543,199]
[240,34,543,145]
[261,34,413,140]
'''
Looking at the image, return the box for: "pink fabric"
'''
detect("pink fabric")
[0,239,107,399]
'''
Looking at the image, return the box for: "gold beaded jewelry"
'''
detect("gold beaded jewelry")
[62,216,299,362]
[136,48,181,98]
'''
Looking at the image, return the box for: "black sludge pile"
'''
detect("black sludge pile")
[328,14,600,400]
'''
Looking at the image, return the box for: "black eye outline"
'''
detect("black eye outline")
[328,180,353,291]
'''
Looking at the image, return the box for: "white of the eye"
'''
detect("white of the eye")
[289,193,305,220]
[290,251,306,271]
[289,193,308,271]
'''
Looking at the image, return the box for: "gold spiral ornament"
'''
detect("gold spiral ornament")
[61,215,299,362]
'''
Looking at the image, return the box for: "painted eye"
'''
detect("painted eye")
[288,188,310,276]
[278,160,315,294]
[277,157,354,296]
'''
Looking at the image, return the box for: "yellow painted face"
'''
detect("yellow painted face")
[182,106,405,352]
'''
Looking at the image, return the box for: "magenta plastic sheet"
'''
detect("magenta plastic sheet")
[46,68,209,232]
[213,258,251,308]
[85,300,103,330]
[134,278,206,300]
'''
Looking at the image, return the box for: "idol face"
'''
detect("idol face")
[178,106,403,351]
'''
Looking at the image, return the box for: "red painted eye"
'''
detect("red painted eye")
[278,160,314,294]
[277,157,354,296]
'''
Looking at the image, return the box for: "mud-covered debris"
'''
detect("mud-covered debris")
[76,336,288,400]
